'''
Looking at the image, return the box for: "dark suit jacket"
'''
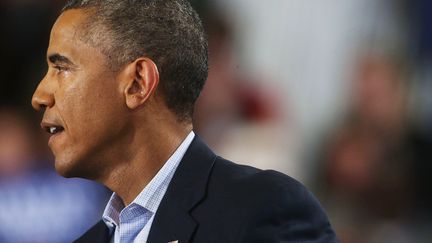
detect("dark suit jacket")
[75,136,338,243]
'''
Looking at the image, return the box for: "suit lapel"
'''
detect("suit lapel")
[75,136,216,243]
[147,136,217,243]
[73,220,110,243]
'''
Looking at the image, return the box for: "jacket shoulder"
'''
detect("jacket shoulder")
[210,156,309,197]
[205,157,338,242]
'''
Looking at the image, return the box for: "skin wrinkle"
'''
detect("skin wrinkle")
[32,0,205,206]
[61,0,208,121]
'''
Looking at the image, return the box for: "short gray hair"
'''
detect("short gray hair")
[62,0,208,121]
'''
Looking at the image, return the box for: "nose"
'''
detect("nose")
[31,75,55,111]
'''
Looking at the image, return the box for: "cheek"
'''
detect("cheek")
[58,76,125,142]
[56,80,90,125]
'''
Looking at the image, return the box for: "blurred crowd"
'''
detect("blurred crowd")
[0,108,110,242]
[0,0,431,242]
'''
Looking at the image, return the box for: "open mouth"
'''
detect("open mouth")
[41,121,65,136]
[45,126,65,135]
[41,121,66,147]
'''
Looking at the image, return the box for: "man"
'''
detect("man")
[31,0,338,242]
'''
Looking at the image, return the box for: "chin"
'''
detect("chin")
[54,156,97,180]
[54,158,82,178]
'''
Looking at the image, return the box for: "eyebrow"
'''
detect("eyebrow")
[48,53,76,67]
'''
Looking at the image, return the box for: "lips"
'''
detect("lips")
[41,119,65,146]
[41,120,66,148]
[41,121,65,136]
[48,126,64,134]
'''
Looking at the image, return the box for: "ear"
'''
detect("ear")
[120,58,160,110]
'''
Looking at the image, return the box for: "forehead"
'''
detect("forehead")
[48,9,108,67]
[50,9,88,48]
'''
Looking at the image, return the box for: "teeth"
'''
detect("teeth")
[50,127,57,134]
[45,125,63,135]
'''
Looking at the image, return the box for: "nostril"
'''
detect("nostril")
[39,104,47,112]
[32,99,48,111]
[31,91,54,111]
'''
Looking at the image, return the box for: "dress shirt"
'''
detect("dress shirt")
[102,131,195,243]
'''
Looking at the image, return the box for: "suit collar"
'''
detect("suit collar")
[74,135,216,243]
[147,135,217,243]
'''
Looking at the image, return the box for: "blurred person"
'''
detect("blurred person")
[194,10,281,139]
[194,9,290,173]
[0,108,39,177]
[317,54,429,243]
[0,107,109,243]
[31,0,337,242]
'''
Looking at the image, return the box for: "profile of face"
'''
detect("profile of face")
[32,9,129,179]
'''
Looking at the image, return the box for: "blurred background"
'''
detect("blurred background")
[0,0,431,242]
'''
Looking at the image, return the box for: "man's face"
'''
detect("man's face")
[32,9,127,179]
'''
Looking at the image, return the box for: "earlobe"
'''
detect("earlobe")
[123,58,160,110]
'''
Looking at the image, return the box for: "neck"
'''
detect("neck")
[100,120,192,206]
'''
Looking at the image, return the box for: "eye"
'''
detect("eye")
[52,65,72,78]
[54,65,68,73]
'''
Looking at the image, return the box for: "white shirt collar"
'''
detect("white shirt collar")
[102,131,195,228]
